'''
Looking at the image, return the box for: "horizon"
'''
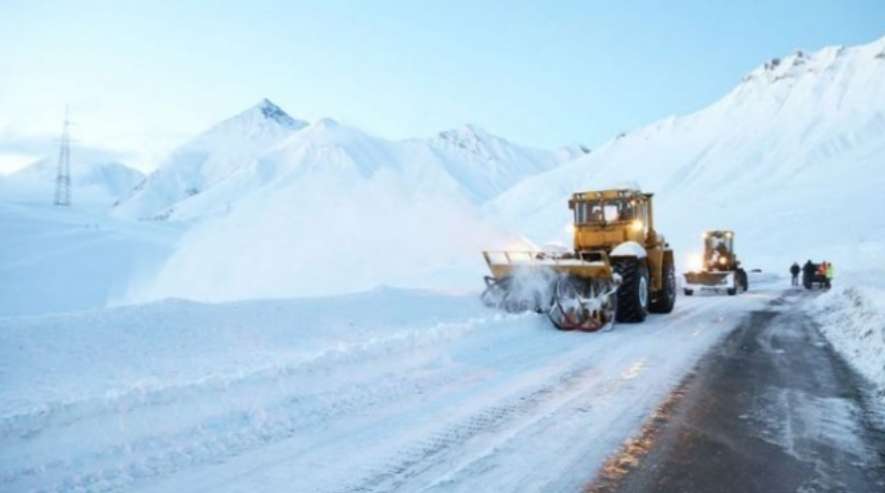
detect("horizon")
[1,1,884,175]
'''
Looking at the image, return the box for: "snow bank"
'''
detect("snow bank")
[809,282,885,403]
[0,287,490,418]
[125,170,519,303]
[0,202,181,316]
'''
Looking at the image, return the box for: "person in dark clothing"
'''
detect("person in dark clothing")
[802,260,815,288]
[790,262,800,286]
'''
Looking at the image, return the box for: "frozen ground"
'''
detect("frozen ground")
[0,282,782,492]
[590,291,885,492]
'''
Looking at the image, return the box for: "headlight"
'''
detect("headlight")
[719,257,727,265]
[631,220,643,232]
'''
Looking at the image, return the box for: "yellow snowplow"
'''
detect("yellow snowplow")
[481,189,676,331]
[683,230,748,296]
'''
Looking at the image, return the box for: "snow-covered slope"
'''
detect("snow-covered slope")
[113,99,308,219]
[487,36,885,272]
[0,202,181,316]
[116,103,578,301]
[114,100,578,221]
[0,155,144,207]
[126,117,522,302]
[419,124,583,202]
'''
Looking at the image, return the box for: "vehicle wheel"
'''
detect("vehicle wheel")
[613,258,649,323]
[649,254,676,313]
[684,288,694,296]
[737,269,748,293]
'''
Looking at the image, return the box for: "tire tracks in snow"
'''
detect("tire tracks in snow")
[0,315,519,493]
[335,297,739,493]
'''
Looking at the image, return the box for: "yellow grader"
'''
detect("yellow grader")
[481,188,676,331]
[683,230,748,296]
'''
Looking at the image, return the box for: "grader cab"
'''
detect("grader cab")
[683,230,748,296]
[481,189,676,331]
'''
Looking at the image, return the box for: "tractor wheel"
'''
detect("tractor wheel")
[738,269,749,292]
[613,258,649,323]
[649,255,676,313]
[684,288,694,296]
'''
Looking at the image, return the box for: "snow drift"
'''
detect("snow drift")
[121,103,569,302]
[810,282,885,404]
[125,137,521,301]
[0,202,181,316]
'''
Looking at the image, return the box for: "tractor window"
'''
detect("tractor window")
[575,199,635,225]
[603,204,620,222]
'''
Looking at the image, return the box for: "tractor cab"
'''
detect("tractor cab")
[568,190,654,252]
[684,229,748,296]
[703,230,738,272]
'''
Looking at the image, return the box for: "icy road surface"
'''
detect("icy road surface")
[590,291,885,492]
[2,285,781,492]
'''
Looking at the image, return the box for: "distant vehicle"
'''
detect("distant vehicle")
[481,188,676,331]
[683,230,748,296]
[803,262,830,289]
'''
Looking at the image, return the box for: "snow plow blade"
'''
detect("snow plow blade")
[481,250,619,332]
[483,251,614,280]
[683,271,730,286]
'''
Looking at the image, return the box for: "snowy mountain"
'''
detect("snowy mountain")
[113,98,308,219]
[113,100,578,220]
[420,124,582,202]
[487,36,885,272]
[120,101,591,300]
[0,155,144,207]
[126,117,524,301]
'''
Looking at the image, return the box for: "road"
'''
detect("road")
[588,290,885,493]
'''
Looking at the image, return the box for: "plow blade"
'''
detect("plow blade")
[683,271,731,286]
[481,251,620,331]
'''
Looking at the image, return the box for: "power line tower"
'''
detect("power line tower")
[53,107,72,207]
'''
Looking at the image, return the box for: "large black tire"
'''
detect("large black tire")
[727,269,747,296]
[649,254,676,314]
[613,258,649,323]
[738,269,749,293]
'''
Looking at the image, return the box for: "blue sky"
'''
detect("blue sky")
[1,0,884,172]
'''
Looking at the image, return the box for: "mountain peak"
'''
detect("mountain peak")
[252,98,303,128]
[740,35,885,86]
[438,124,493,142]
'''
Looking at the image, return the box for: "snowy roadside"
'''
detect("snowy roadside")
[807,275,885,404]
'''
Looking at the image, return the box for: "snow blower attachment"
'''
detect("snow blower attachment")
[481,189,676,331]
[683,230,748,296]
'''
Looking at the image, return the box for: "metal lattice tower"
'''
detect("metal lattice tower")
[53,107,72,207]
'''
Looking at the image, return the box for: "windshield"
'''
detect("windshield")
[705,233,733,255]
[574,199,635,225]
